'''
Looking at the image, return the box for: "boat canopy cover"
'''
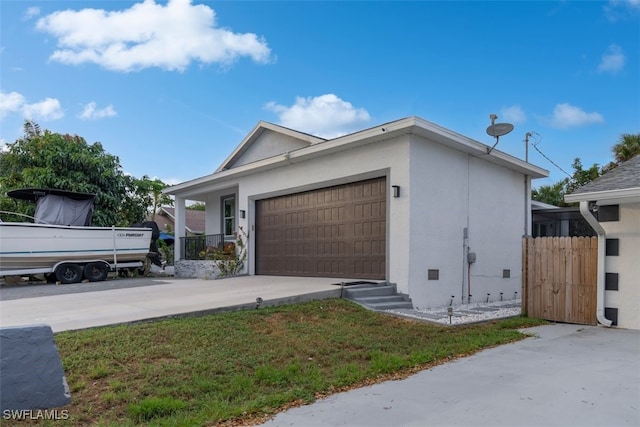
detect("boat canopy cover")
[7,188,96,226]
[35,194,94,226]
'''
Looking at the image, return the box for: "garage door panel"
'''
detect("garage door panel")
[256,177,386,279]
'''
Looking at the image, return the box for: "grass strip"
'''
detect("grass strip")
[25,298,545,426]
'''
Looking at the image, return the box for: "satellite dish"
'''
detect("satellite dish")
[486,123,514,137]
[485,114,514,154]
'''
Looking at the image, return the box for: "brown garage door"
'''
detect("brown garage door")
[256,177,386,279]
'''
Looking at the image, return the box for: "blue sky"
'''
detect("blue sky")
[1,0,638,190]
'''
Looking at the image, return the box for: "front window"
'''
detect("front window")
[222,196,236,238]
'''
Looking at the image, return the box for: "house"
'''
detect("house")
[164,116,548,308]
[153,207,205,235]
[565,155,640,330]
[531,200,595,237]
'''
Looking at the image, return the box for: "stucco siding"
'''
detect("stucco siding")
[467,158,525,306]
[406,136,526,308]
[407,136,470,307]
[230,130,311,168]
[601,202,640,330]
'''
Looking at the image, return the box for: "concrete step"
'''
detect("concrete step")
[343,282,413,310]
[343,283,397,299]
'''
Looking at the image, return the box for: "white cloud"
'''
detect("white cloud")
[265,94,371,139]
[605,0,640,20]
[1,91,64,121]
[0,91,26,118]
[597,44,626,74]
[500,105,527,124]
[23,7,40,21]
[548,103,604,129]
[22,98,64,121]
[35,0,272,72]
[79,102,117,120]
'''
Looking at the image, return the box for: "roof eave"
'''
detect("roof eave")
[564,187,640,205]
[165,116,549,196]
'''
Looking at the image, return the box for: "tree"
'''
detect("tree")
[531,132,638,207]
[612,133,640,163]
[532,158,600,207]
[564,158,601,194]
[0,121,167,226]
[531,181,566,207]
[187,202,206,211]
[125,175,173,224]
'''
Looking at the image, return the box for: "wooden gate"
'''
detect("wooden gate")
[522,237,597,325]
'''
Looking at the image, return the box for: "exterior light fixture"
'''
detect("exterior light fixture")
[239,210,246,218]
[392,185,400,198]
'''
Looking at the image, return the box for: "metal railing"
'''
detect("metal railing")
[180,234,225,260]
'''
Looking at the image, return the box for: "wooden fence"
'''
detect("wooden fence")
[522,237,598,325]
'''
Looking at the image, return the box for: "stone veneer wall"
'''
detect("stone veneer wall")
[175,260,247,280]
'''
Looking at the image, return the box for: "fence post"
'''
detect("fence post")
[522,237,528,316]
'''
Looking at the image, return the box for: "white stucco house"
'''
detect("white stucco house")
[164,116,548,309]
[565,155,640,330]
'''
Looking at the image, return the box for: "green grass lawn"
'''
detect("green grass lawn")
[42,299,544,426]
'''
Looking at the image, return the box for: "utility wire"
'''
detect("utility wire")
[529,132,572,178]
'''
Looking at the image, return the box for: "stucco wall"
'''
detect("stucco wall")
[601,202,640,330]
[231,130,311,168]
[407,136,526,308]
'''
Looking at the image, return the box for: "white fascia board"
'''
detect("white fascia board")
[564,187,640,205]
[165,116,549,197]
[410,117,548,178]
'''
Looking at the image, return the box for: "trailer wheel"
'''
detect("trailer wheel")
[55,263,83,284]
[84,262,109,282]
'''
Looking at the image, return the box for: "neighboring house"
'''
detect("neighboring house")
[565,155,640,330]
[165,117,548,308]
[531,200,595,237]
[153,207,205,235]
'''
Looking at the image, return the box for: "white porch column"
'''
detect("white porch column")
[174,197,186,262]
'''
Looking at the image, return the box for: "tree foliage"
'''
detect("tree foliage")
[532,158,600,207]
[0,121,171,226]
[612,133,640,164]
[187,202,206,211]
[532,133,639,207]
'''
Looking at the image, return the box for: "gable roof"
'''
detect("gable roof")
[565,155,640,205]
[166,116,548,197]
[216,121,326,172]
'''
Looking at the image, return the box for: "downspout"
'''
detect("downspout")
[578,201,612,327]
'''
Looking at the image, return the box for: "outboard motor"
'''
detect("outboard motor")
[133,221,163,267]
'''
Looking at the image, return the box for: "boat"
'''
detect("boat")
[0,188,156,283]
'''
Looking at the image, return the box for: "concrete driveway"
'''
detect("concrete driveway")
[0,276,341,332]
[260,324,640,427]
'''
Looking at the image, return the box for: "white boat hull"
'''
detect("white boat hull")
[0,222,152,272]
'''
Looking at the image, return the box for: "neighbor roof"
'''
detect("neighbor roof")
[565,155,640,205]
[154,207,205,234]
